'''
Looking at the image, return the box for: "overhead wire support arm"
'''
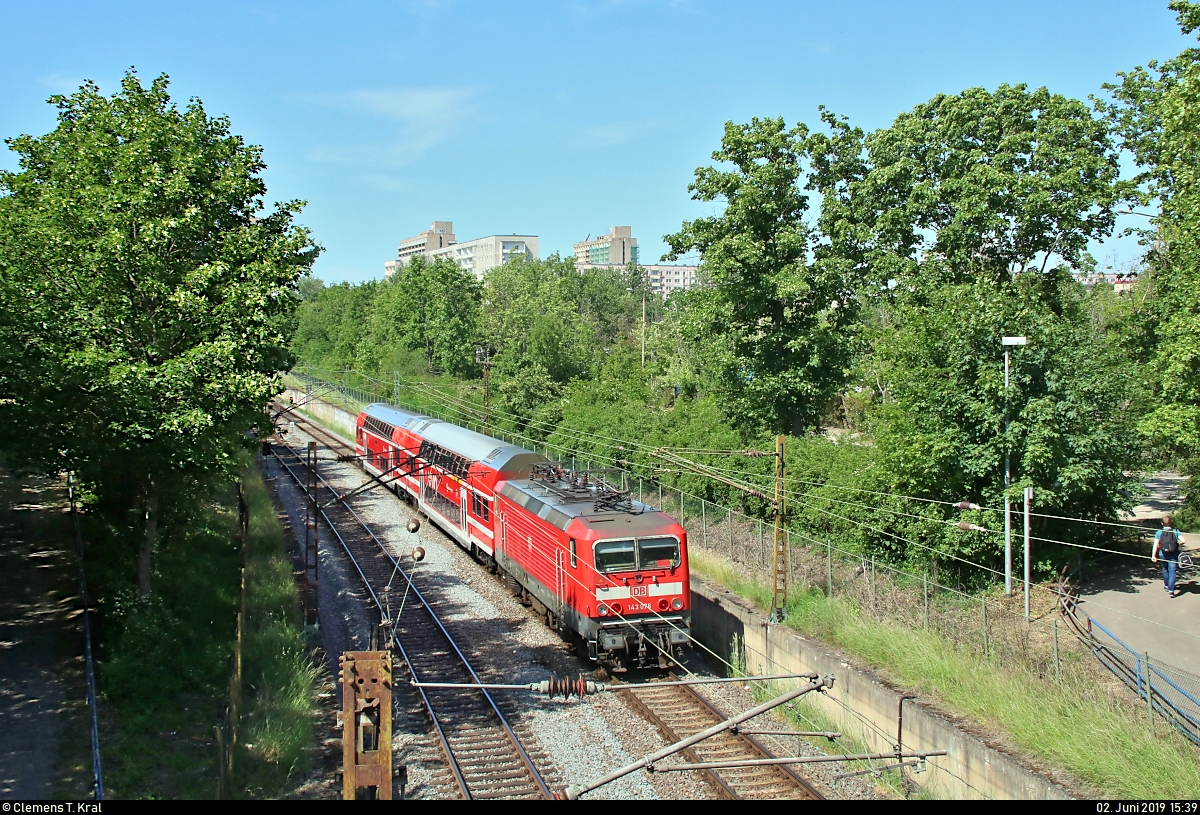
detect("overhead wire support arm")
[650,438,789,621]
[320,458,438,508]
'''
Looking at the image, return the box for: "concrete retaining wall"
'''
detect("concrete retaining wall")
[282,387,358,438]
[690,577,1073,800]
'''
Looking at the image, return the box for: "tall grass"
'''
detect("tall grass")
[237,462,322,794]
[692,549,1200,799]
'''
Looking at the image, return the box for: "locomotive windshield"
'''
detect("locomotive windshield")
[594,539,636,572]
[594,537,680,573]
[637,537,680,569]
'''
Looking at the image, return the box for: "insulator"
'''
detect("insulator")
[530,673,603,698]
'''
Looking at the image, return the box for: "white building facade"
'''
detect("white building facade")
[575,262,700,297]
[430,235,538,279]
[385,220,537,279]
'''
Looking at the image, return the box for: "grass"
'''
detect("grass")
[236,460,323,795]
[92,455,320,798]
[692,548,1200,800]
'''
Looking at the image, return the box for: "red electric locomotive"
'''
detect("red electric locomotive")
[354,403,691,670]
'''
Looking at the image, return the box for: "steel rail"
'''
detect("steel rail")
[271,441,551,800]
[619,675,825,800]
[270,446,469,796]
[281,407,826,801]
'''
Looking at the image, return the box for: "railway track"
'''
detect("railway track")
[269,438,552,800]
[621,678,824,799]
[275,404,826,801]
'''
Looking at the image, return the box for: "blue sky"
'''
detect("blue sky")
[0,1,1190,283]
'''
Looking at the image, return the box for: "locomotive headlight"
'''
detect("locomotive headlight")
[598,604,609,617]
[671,598,683,610]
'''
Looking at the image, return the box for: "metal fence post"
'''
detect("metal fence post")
[826,540,832,597]
[702,500,708,550]
[923,574,929,630]
[871,556,877,619]
[1053,619,1061,684]
[982,597,989,659]
[728,510,734,560]
[1145,652,1155,736]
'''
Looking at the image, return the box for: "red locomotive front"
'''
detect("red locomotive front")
[495,464,691,671]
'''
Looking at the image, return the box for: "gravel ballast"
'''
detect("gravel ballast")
[267,422,886,800]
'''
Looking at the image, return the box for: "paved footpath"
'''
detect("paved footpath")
[1080,471,1200,677]
[1078,555,1200,677]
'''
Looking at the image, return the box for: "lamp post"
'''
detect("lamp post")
[1001,335,1027,596]
[627,284,647,368]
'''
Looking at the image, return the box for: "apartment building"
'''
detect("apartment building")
[430,234,538,279]
[385,220,537,279]
[574,226,640,266]
[644,263,700,296]
[575,262,700,297]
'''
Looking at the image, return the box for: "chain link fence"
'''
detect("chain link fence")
[282,367,1200,750]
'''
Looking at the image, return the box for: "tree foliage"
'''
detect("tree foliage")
[664,117,856,436]
[1102,1,1200,467]
[0,72,317,592]
[810,84,1121,293]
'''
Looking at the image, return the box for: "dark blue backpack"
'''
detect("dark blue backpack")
[1159,528,1180,557]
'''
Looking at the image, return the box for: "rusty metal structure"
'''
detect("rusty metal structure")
[769,434,787,623]
[339,651,394,799]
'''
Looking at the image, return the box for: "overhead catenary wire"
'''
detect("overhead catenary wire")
[306,367,1170,536]
[328,374,1163,590]
[294,371,1200,645]
[289,374,1150,794]
[325,375,1171,598]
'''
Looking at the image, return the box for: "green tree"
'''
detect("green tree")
[0,72,318,593]
[808,84,1134,558]
[664,117,855,436]
[482,255,597,383]
[370,256,481,377]
[291,280,378,372]
[809,84,1121,294]
[868,274,1139,563]
[1102,1,1200,467]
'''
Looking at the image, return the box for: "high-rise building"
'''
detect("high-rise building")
[430,234,538,279]
[385,221,456,277]
[574,226,639,267]
[574,261,700,297]
[385,221,538,279]
[643,264,700,296]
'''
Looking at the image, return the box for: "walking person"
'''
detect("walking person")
[1152,515,1184,598]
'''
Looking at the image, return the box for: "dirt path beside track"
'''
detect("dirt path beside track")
[0,468,87,799]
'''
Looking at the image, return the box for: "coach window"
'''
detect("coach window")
[569,538,577,568]
[470,492,491,522]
